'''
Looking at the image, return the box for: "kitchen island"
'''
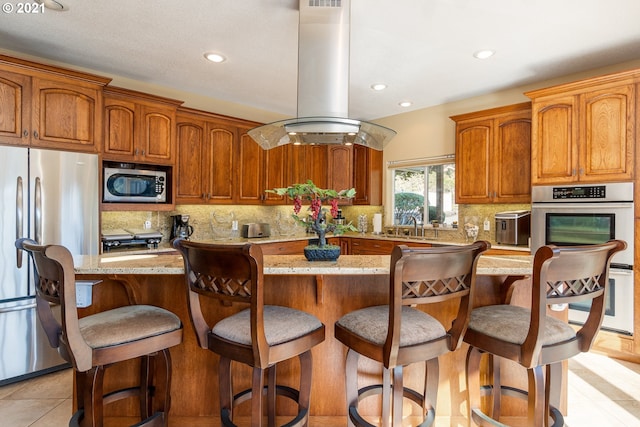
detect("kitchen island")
[73,251,539,425]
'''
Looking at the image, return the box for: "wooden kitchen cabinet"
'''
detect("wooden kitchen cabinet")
[328,145,353,204]
[525,71,637,184]
[263,145,288,204]
[353,145,383,205]
[0,55,109,152]
[451,102,532,204]
[236,125,265,204]
[258,239,311,255]
[288,144,329,189]
[176,108,264,205]
[103,87,182,165]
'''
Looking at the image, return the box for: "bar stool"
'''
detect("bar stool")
[16,238,183,427]
[334,241,490,426]
[173,239,326,427]
[464,240,626,427]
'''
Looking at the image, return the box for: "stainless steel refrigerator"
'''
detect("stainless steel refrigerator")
[0,145,99,385]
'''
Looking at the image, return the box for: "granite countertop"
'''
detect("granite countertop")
[101,232,530,256]
[74,252,533,276]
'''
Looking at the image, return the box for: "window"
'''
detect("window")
[390,157,457,226]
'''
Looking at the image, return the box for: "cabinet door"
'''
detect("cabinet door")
[328,146,353,204]
[175,119,207,204]
[0,70,30,145]
[455,120,492,203]
[31,77,101,152]
[263,145,287,204]
[138,104,175,164]
[353,145,382,205]
[287,144,328,188]
[237,129,264,204]
[206,123,236,203]
[493,113,531,203]
[580,85,634,182]
[531,96,579,184]
[103,97,136,158]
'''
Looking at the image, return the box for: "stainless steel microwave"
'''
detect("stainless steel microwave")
[103,163,168,203]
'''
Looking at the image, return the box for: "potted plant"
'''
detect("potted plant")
[267,180,357,261]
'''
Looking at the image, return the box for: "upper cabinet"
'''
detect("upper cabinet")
[175,108,263,205]
[103,87,182,165]
[0,55,110,152]
[353,145,383,205]
[525,71,637,185]
[451,102,532,204]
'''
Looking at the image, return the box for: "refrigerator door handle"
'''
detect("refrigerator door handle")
[0,301,37,313]
[35,176,42,244]
[16,176,24,268]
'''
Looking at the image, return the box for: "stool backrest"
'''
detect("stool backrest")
[15,238,92,371]
[386,241,489,362]
[173,239,268,362]
[525,239,626,364]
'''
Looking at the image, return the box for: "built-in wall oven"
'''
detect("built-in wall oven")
[531,182,634,335]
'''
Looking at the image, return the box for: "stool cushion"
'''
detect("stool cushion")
[212,305,323,346]
[79,305,182,349]
[469,305,576,346]
[336,305,446,346]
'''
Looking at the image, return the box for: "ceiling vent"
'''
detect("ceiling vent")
[248,0,396,151]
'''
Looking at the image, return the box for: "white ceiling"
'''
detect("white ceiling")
[2,0,640,122]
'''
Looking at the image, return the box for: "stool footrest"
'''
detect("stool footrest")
[474,385,565,427]
[349,384,435,427]
[222,385,308,427]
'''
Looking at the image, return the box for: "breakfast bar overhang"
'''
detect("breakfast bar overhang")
[73,252,548,425]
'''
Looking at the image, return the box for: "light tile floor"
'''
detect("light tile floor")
[0,351,639,426]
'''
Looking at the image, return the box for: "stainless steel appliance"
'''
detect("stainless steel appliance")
[241,223,271,239]
[531,182,634,335]
[495,210,530,246]
[103,162,168,204]
[101,229,163,252]
[1,146,99,385]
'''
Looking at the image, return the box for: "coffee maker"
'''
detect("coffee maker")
[171,214,194,240]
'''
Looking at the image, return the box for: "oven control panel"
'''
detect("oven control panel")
[552,185,606,199]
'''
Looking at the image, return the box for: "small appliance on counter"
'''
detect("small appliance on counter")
[495,210,530,246]
[241,223,271,238]
[101,229,163,252]
[171,214,194,240]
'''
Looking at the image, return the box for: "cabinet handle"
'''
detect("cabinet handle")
[135,148,139,155]
[141,150,145,156]
[33,130,39,139]
[572,168,576,176]
[23,129,29,137]
[579,168,584,175]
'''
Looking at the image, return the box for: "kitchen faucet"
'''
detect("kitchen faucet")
[410,216,419,236]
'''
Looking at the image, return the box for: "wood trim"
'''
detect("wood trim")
[0,54,112,86]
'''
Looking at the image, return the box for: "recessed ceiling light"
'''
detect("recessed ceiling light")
[473,50,495,59]
[399,101,412,108]
[204,52,226,63]
[371,83,387,91]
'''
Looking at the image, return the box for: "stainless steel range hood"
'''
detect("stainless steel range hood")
[248,0,396,151]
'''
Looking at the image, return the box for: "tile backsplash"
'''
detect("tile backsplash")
[101,203,531,247]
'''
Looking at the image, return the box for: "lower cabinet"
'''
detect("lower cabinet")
[258,239,311,255]
[348,238,432,255]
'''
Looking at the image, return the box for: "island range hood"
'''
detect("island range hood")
[248,0,396,151]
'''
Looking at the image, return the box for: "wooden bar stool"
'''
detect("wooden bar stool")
[173,239,326,427]
[16,238,183,427]
[464,240,626,427]
[334,241,490,426]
